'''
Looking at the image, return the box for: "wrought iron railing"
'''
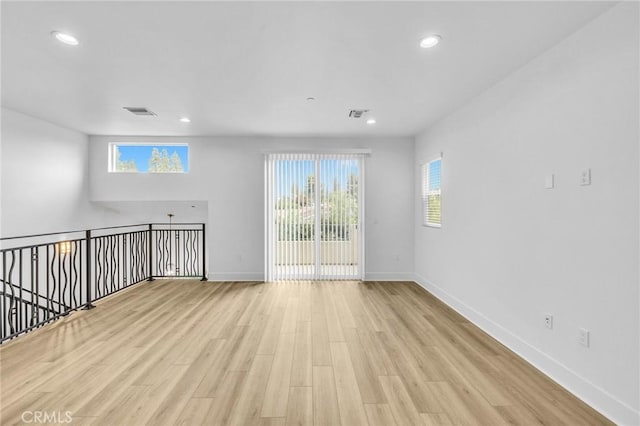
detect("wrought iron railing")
[0,223,206,343]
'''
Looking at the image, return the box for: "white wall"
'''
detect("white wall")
[89,136,414,281]
[0,108,100,237]
[91,200,208,226]
[413,3,639,424]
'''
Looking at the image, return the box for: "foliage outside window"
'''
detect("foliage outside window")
[109,143,189,173]
[275,160,359,241]
[422,157,442,227]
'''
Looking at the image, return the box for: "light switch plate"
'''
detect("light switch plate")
[545,174,554,189]
[580,169,591,186]
[579,328,590,347]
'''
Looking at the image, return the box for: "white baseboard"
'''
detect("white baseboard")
[206,272,264,282]
[364,272,415,281]
[206,272,414,282]
[413,273,640,426]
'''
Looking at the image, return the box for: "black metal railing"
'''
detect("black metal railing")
[0,223,206,343]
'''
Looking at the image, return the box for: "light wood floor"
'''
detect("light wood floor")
[0,280,611,425]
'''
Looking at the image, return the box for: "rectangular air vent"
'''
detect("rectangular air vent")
[123,107,157,116]
[348,109,369,118]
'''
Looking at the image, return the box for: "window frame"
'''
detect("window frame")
[108,142,190,174]
[422,156,442,228]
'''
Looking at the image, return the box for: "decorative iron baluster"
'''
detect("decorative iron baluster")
[85,230,95,310]
[57,244,63,314]
[175,230,180,276]
[104,236,109,296]
[156,230,163,277]
[192,230,198,276]
[114,235,119,290]
[31,248,39,326]
[142,231,148,280]
[8,251,16,335]
[164,230,170,276]
[45,247,50,321]
[110,235,116,294]
[102,236,107,295]
[130,233,135,284]
[133,232,138,283]
[30,305,39,327]
[148,225,153,280]
[19,250,24,335]
[193,231,200,275]
[123,234,127,286]
[2,251,6,339]
[137,231,142,282]
[49,245,57,316]
[200,224,206,281]
[96,237,103,298]
[71,241,79,308]
[138,231,144,282]
[62,249,69,312]
[184,230,191,276]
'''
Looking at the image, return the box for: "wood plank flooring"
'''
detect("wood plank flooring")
[0,280,612,425]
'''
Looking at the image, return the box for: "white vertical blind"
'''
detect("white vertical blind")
[422,157,442,227]
[265,153,365,281]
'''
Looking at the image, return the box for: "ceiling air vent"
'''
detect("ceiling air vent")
[348,109,369,119]
[123,107,157,116]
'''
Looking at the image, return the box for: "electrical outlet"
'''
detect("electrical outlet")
[579,328,590,347]
[580,169,591,186]
[544,314,553,330]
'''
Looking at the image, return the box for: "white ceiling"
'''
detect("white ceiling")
[1,1,614,137]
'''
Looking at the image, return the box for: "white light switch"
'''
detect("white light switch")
[580,169,591,186]
[545,174,554,189]
[579,328,590,347]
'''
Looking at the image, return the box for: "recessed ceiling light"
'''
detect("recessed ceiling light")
[52,31,79,46]
[179,117,191,123]
[306,97,315,101]
[420,34,442,49]
[366,118,376,125]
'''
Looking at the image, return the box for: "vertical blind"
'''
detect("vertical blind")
[422,157,442,227]
[265,153,365,281]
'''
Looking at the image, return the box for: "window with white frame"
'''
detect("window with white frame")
[108,143,189,173]
[422,157,442,227]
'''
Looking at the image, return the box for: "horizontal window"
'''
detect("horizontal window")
[108,143,189,173]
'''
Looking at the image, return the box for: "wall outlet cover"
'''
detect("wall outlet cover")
[544,314,553,329]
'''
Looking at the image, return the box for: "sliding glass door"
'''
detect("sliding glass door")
[265,153,364,281]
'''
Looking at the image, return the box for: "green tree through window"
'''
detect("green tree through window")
[110,144,188,173]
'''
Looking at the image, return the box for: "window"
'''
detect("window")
[422,157,442,227]
[265,153,365,281]
[109,143,189,173]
